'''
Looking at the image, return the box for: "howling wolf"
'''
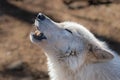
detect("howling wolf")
[30,13,120,80]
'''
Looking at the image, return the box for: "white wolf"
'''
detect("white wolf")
[30,13,120,80]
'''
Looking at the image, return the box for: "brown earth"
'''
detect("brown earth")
[0,0,120,80]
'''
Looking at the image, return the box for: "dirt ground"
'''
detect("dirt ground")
[0,0,120,80]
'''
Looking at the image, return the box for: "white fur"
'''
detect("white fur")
[30,14,120,80]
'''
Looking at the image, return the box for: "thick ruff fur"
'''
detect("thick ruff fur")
[30,13,120,80]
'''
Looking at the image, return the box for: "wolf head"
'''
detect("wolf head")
[30,13,114,70]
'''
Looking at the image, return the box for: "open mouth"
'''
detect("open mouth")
[32,27,47,41]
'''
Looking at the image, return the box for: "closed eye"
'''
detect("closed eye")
[65,29,72,34]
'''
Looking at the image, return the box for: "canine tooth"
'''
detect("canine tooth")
[35,30,40,36]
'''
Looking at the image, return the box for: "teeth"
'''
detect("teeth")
[32,26,41,36]
[34,30,41,36]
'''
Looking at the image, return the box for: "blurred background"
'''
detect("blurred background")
[0,0,120,80]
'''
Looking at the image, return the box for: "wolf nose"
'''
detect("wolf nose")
[37,13,46,21]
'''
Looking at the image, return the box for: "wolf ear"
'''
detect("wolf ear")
[88,44,114,62]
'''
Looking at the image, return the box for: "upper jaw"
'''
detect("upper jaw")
[30,13,56,42]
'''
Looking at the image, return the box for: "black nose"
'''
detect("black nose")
[37,13,46,21]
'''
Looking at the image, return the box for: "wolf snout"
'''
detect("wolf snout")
[37,13,46,21]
